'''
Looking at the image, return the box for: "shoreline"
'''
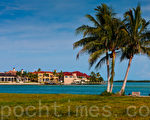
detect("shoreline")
[0,81,150,85]
[0,82,105,85]
[0,83,41,85]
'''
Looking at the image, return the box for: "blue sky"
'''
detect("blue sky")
[0,0,149,80]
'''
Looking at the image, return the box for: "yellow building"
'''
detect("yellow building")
[32,71,58,83]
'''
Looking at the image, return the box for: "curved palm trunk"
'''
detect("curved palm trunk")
[110,51,115,93]
[106,52,110,92]
[119,57,132,95]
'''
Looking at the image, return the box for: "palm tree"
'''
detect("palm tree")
[88,14,124,93]
[105,18,124,93]
[90,72,97,82]
[53,70,57,76]
[96,72,100,78]
[37,68,41,72]
[28,73,38,82]
[58,70,64,82]
[73,4,115,92]
[119,5,150,95]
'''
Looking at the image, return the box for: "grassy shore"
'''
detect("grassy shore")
[0,94,150,120]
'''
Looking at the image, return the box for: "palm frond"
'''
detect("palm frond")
[95,53,112,70]
[75,25,99,37]
[73,37,98,49]
[88,49,105,68]
[76,40,102,59]
[85,14,100,27]
[140,46,150,57]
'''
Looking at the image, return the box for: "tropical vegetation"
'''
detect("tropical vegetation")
[119,5,150,95]
[16,71,38,82]
[74,4,150,95]
[89,71,104,82]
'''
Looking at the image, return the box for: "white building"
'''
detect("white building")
[63,71,90,85]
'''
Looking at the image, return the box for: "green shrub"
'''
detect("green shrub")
[122,91,125,96]
[100,91,115,96]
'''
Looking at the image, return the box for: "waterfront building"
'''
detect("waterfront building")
[31,71,58,83]
[6,68,17,76]
[0,68,17,82]
[63,71,90,84]
[0,73,16,82]
[0,68,29,83]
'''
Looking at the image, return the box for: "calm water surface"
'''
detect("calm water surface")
[0,82,150,96]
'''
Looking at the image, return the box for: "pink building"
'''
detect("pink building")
[63,71,90,85]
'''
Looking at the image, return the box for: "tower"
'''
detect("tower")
[13,68,15,71]
[21,69,24,74]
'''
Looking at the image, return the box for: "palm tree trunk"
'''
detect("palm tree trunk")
[106,52,110,92]
[110,51,115,93]
[110,82,113,93]
[119,57,132,95]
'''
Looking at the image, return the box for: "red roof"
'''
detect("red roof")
[6,71,17,75]
[63,72,72,76]
[30,71,90,78]
[63,71,90,78]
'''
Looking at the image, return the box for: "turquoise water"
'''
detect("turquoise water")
[0,82,150,96]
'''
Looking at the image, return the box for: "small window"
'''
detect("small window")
[70,76,73,78]
[65,76,68,78]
